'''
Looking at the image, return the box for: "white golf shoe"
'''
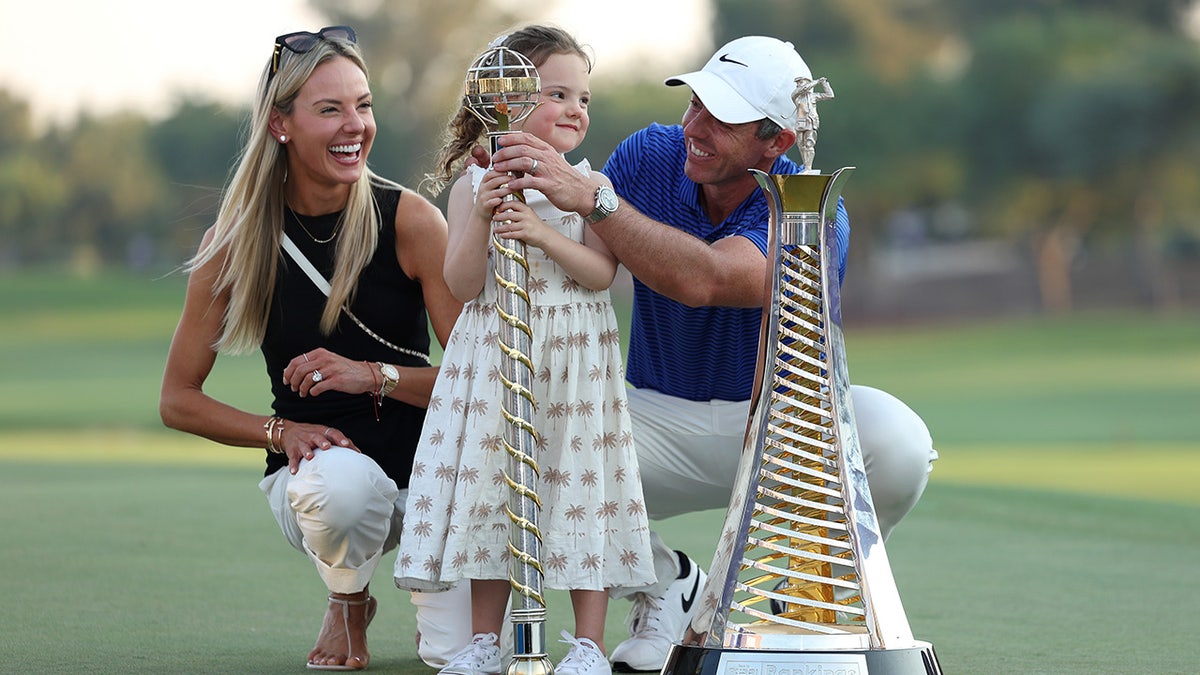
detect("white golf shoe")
[609,552,705,672]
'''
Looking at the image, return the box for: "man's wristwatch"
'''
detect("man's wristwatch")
[377,362,399,397]
[584,186,618,224]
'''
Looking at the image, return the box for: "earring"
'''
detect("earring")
[279,135,287,143]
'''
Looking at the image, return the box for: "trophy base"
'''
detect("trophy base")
[663,641,942,675]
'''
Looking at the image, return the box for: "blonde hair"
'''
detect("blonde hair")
[188,33,397,354]
[423,24,592,196]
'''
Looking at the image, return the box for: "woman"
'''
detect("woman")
[159,26,461,670]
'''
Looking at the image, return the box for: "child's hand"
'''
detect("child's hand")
[492,200,551,250]
[472,171,513,225]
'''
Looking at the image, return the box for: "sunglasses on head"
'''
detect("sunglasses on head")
[270,25,358,79]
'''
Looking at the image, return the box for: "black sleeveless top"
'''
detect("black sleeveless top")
[260,184,430,485]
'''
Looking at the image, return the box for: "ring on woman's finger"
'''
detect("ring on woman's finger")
[529,158,538,175]
[303,352,310,362]
[322,427,330,437]
[311,370,324,383]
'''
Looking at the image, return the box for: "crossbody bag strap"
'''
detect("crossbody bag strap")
[281,233,431,365]
[281,234,332,294]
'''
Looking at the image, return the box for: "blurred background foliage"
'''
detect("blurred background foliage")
[3,0,1200,320]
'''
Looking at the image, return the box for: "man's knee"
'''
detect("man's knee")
[851,385,937,538]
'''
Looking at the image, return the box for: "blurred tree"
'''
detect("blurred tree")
[713,0,956,82]
[53,113,168,273]
[965,12,1200,311]
[0,92,66,266]
[148,99,245,264]
[0,90,33,156]
[1,0,1198,318]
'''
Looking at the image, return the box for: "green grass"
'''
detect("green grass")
[888,483,1200,674]
[2,435,1197,674]
[844,312,1200,444]
[2,271,1199,673]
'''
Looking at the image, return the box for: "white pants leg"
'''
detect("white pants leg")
[410,582,476,666]
[618,384,938,598]
[407,571,513,667]
[260,446,402,593]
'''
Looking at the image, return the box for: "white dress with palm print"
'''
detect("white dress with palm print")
[394,160,655,593]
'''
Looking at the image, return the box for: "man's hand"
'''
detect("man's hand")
[467,143,490,170]
[488,131,597,215]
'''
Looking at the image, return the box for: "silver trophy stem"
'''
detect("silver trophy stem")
[462,43,552,675]
[490,123,553,675]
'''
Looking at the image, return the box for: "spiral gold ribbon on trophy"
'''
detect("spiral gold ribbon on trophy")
[463,44,553,675]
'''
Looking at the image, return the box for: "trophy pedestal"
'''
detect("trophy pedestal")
[664,642,942,675]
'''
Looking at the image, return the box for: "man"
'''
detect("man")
[487,35,938,671]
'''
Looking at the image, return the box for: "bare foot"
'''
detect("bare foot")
[307,590,377,670]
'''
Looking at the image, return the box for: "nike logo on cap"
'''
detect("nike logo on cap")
[718,53,748,67]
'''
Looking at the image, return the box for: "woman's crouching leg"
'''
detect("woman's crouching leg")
[283,446,401,593]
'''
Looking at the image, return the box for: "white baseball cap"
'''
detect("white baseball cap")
[665,36,812,130]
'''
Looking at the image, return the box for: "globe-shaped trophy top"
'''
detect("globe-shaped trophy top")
[463,46,541,130]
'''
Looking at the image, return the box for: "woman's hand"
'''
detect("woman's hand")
[275,419,358,474]
[283,348,375,398]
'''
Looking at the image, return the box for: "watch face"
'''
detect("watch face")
[381,364,399,380]
[598,186,618,211]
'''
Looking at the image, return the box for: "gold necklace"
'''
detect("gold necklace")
[287,207,340,244]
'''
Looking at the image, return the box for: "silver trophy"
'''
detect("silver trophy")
[462,43,552,675]
[662,77,942,674]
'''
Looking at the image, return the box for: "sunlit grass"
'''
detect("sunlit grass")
[932,442,1200,506]
[5,429,262,468]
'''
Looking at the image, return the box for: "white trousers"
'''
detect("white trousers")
[259,446,474,666]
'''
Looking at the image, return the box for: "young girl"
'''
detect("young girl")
[395,25,654,675]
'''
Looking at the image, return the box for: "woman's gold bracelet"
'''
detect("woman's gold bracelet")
[264,416,285,454]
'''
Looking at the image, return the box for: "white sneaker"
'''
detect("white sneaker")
[557,630,611,675]
[609,552,705,672]
[439,632,501,675]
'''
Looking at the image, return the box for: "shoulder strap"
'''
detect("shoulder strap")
[280,234,431,365]
[281,234,331,295]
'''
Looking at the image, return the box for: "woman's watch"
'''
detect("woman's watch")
[377,362,399,397]
[584,186,618,224]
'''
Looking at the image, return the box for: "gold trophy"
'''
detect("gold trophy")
[663,77,942,674]
[462,42,553,675]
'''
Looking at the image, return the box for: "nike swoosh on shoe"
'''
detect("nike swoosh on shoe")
[680,572,700,614]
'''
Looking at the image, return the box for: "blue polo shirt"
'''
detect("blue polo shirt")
[604,123,850,402]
